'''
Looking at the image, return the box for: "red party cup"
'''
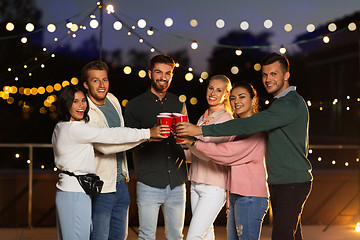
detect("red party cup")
[173,113,188,143]
[157,115,172,137]
[159,112,175,132]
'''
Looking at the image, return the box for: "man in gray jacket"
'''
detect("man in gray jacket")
[82,61,134,240]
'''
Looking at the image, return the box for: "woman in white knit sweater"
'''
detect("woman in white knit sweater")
[52,85,167,240]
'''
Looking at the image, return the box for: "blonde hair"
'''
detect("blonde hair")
[208,75,232,113]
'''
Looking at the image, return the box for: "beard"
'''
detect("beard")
[151,78,170,93]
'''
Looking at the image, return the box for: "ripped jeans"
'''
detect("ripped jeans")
[227,193,269,240]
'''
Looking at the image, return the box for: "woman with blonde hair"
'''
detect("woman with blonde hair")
[180,82,269,240]
[185,75,234,240]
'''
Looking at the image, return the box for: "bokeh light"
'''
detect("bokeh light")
[240,21,249,30]
[71,77,79,85]
[138,70,147,78]
[6,22,14,31]
[190,19,198,27]
[284,24,292,32]
[26,23,34,32]
[306,24,316,32]
[90,19,99,29]
[254,63,261,71]
[231,66,239,74]
[121,99,128,107]
[124,66,132,74]
[235,49,242,56]
[190,97,198,105]
[179,95,187,103]
[164,18,173,27]
[216,19,225,28]
[185,73,194,81]
[264,19,273,29]
[201,72,209,80]
[328,23,337,32]
[191,41,198,49]
[113,21,122,30]
[348,22,356,31]
[323,36,330,43]
[137,19,147,28]
[21,37,27,43]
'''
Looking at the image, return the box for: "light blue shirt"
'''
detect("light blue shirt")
[274,86,296,99]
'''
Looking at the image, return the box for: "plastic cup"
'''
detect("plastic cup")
[159,112,173,116]
[173,114,188,143]
[157,115,172,137]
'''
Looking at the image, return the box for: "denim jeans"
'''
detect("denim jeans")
[137,182,186,240]
[186,182,226,240]
[227,193,269,240]
[56,190,91,240]
[90,180,130,240]
[269,181,312,240]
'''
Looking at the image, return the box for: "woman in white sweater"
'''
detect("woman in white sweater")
[52,85,167,240]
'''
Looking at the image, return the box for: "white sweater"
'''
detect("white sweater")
[52,121,150,192]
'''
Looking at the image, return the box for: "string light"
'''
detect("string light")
[240,21,249,30]
[264,19,273,29]
[306,24,316,32]
[25,23,35,32]
[284,24,293,32]
[323,36,330,43]
[6,22,15,31]
[147,27,154,35]
[106,4,114,14]
[191,41,198,49]
[279,45,287,54]
[137,19,147,28]
[328,23,337,32]
[190,19,198,27]
[164,18,173,27]
[216,19,225,29]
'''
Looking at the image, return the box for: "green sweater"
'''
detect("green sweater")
[202,90,313,185]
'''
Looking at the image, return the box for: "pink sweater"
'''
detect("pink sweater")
[194,132,269,198]
[187,111,234,189]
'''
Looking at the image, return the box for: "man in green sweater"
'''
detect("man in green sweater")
[176,53,312,240]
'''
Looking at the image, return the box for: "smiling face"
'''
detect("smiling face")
[83,69,109,105]
[229,86,256,118]
[69,91,87,121]
[262,61,290,96]
[149,63,174,94]
[206,79,229,108]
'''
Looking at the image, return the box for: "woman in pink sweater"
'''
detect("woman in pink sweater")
[185,75,234,240]
[180,82,269,240]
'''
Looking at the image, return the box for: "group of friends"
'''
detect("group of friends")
[51,53,313,240]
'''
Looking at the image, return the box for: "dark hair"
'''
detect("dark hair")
[81,61,109,83]
[261,52,290,73]
[149,54,175,71]
[56,85,90,122]
[231,81,259,114]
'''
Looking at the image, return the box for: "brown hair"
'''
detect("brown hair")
[230,81,259,118]
[81,61,109,83]
[261,52,290,73]
[149,55,175,71]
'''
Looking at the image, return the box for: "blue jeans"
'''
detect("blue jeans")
[56,190,91,240]
[227,193,269,240]
[137,182,186,240]
[90,180,130,240]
